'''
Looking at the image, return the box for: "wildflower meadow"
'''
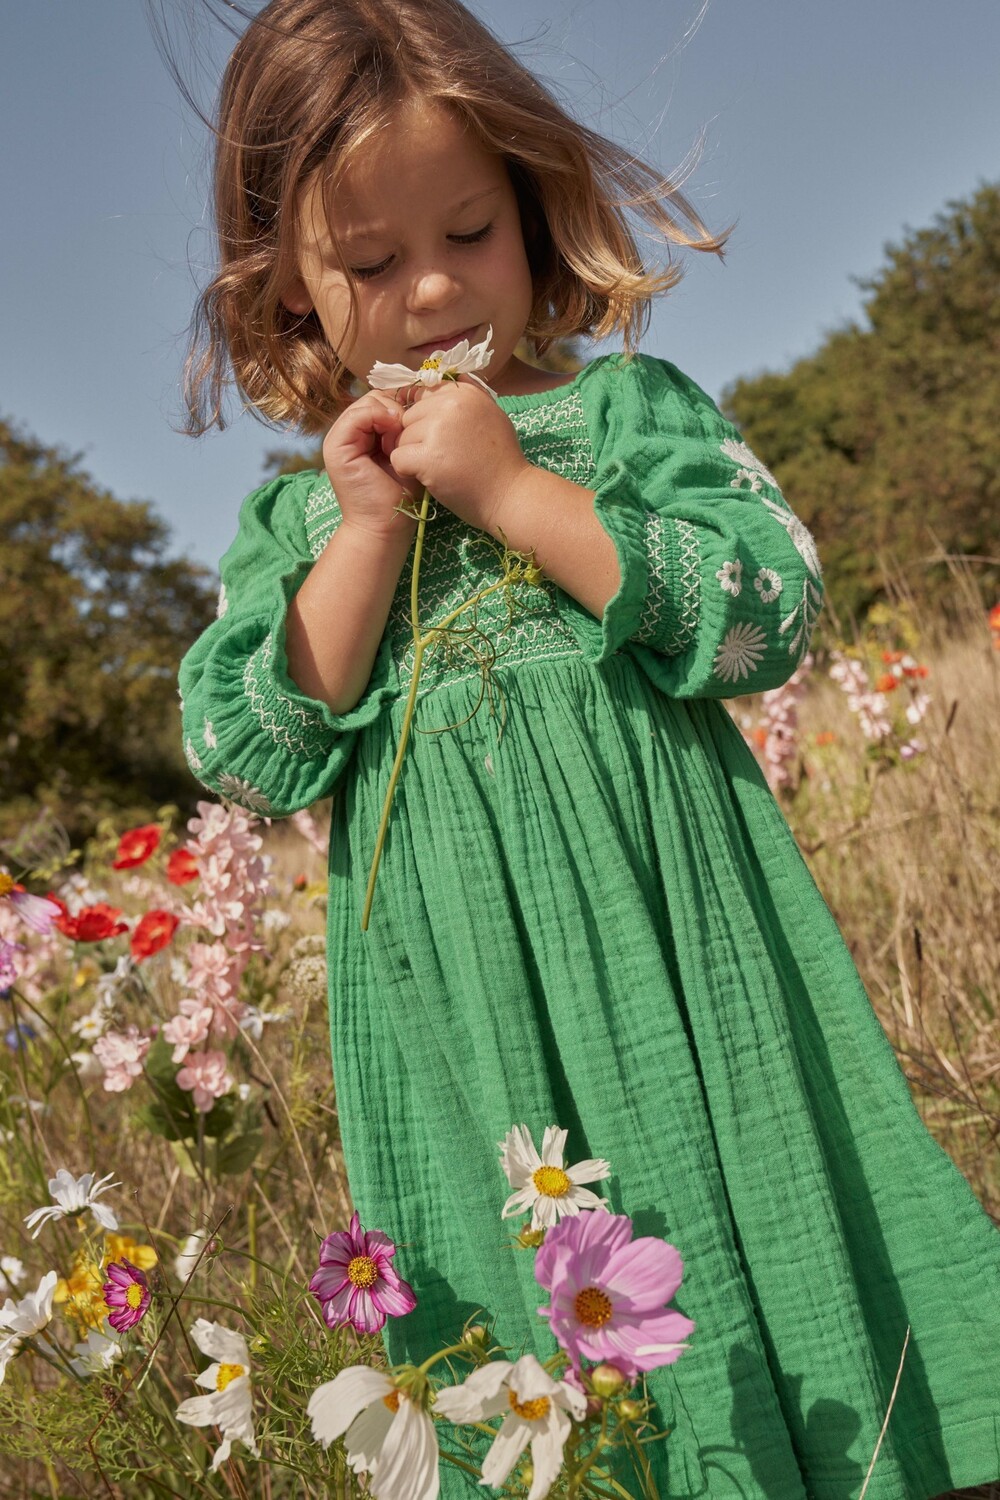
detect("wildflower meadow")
[0,589,997,1500]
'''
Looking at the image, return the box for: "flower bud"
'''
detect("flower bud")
[616,1398,646,1422]
[518,1462,534,1490]
[462,1324,488,1347]
[590,1363,628,1398]
[514,1227,546,1250]
[249,1334,270,1356]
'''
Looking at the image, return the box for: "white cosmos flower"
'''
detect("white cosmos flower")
[0,1332,20,1383]
[23,1169,119,1239]
[308,1366,440,1500]
[435,1354,586,1500]
[175,1318,259,1471]
[0,1269,58,1338]
[69,1320,124,1378]
[499,1125,611,1231]
[367,326,495,395]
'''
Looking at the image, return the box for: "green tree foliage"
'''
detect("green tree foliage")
[723,182,1000,619]
[0,419,218,837]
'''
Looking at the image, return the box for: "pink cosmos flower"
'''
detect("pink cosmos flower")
[103,1259,151,1333]
[0,875,62,936]
[162,1002,213,1064]
[309,1211,416,1334]
[176,1050,232,1113]
[93,1027,151,1092]
[535,1211,694,1377]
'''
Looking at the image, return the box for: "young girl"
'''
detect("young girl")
[178,2,1000,1495]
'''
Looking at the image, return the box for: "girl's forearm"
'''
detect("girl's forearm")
[489,466,621,620]
[285,519,415,713]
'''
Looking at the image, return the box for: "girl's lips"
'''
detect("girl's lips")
[408,326,480,359]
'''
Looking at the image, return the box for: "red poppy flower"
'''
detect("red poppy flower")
[292,874,308,891]
[112,825,161,870]
[165,849,199,886]
[874,673,898,694]
[881,649,904,664]
[130,910,180,962]
[988,602,1000,630]
[49,898,130,943]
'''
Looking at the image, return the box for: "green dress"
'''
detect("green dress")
[179,355,1000,1499]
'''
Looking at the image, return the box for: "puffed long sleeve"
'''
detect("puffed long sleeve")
[564,356,823,698]
[178,472,395,817]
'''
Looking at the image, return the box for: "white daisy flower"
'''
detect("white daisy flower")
[713,623,768,684]
[69,1320,124,1378]
[71,1008,107,1042]
[435,1354,586,1500]
[499,1125,611,1231]
[215,775,272,816]
[368,326,495,396]
[175,1319,258,1472]
[754,567,783,604]
[24,1169,120,1239]
[0,1270,58,1338]
[308,1366,440,1500]
[0,1256,26,1293]
[715,559,742,597]
[0,1333,19,1383]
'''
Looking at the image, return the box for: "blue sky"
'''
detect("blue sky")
[2,1,998,575]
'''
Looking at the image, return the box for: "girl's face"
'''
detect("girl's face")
[283,98,538,397]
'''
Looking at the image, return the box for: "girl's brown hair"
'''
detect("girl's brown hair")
[184,0,727,435]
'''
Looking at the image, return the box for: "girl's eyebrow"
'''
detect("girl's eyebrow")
[341,186,503,246]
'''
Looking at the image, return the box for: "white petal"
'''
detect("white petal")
[501,1186,537,1220]
[371,1397,440,1500]
[434,1360,512,1422]
[89,1202,120,1232]
[499,1125,540,1185]
[210,1436,232,1472]
[506,1355,561,1402]
[176,1392,219,1428]
[367,361,422,390]
[527,1408,572,1500]
[531,1194,560,1230]
[565,1158,611,1185]
[539,1127,568,1167]
[565,1187,609,1212]
[189,1319,250,1367]
[344,1397,395,1469]
[480,1415,530,1491]
[308,1366,395,1447]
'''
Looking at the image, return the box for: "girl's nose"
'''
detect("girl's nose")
[406,268,461,313]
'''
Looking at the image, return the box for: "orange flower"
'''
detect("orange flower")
[751,727,768,749]
[988,602,1000,630]
[881,649,904,664]
[902,663,930,679]
[112,824,161,870]
[814,731,837,746]
[292,873,308,891]
[130,910,180,962]
[166,849,199,886]
[874,673,899,694]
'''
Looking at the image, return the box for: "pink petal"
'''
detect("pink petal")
[315,1279,356,1327]
[373,1277,417,1318]
[348,1287,386,1334]
[310,1266,350,1304]
[602,1239,684,1310]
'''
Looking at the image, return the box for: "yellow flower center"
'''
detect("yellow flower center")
[215,1362,245,1392]
[574,1286,613,1328]
[347,1254,379,1290]
[0,873,15,898]
[508,1389,551,1422]
[125,1283,145,1309]
[532,1166,571,1198]
[419,356,442,371]
[383,1388,401,1412]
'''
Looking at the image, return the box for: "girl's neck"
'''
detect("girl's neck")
[492,354,579,397]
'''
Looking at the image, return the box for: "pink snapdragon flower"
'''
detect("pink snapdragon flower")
[103,1259,151,1333]
[535,1211,694,1377]
[162,1002,214,1063]
[310,1211,417,1334]
[93,1027,151,1093]
[176,1050,232,1113]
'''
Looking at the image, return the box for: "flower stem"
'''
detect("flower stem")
[361,486,432,931]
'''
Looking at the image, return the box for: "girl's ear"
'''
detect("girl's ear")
[280,275,314,316]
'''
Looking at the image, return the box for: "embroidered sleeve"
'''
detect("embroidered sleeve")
[568,356,823,699]
[178,473,395,817]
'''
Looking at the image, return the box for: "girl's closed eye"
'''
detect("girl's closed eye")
[349,222,494,281]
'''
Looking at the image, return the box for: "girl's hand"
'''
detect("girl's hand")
[322,392,422,540]
[389,381,531,534]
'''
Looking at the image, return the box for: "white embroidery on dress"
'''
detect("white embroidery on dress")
[215,775,272,816]
[754,567,783,603]
[243,633,331,755]
[716,559,742,597]
[713,622,767,683]
[203,719,217,750]
[184,738,202,772]
[719,439,782,494]
[779,579,825,660]
[216,583,229,619]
